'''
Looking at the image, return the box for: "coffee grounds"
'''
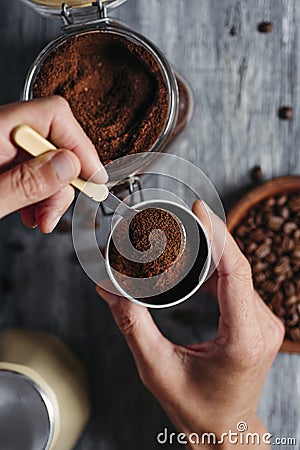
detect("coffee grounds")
[33,31,169,165]
[109,209,208,305]
[233,192,300,341]
[149,228,208,306]
[110,208,183,279]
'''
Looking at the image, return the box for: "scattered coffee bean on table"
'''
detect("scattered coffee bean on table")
[233,192,300,341]
[257,21,273,33]
[250,165,263,184]
[278,106,293,121]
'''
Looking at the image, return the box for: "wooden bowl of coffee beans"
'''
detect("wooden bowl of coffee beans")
[227,176,300,353]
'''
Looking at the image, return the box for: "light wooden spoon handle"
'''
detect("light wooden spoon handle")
[12,124,109,203]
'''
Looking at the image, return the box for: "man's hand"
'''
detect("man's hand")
[96,200,285,449]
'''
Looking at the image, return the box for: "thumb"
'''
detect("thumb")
[96,285,175,389]
[0,150,80,218]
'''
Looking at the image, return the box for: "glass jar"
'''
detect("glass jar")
[21,0,193,184]
[0,328,90,450]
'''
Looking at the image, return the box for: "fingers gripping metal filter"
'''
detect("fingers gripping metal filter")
[72,152,226,309]
[106,200,209,307]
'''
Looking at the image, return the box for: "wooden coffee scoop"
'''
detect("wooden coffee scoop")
[12,124,109,202]
[12,124,139,219]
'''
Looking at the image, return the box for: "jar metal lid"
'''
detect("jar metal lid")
[27,0,90,5]
[0,370,53,450]
[23,0,127,9]
[20,0,128,20]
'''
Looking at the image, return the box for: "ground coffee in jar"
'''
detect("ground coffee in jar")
[233,192,300,341]
[33,31,171,165]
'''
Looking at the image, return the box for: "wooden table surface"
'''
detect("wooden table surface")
[1,0,300,448]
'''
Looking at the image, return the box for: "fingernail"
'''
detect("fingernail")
[90,166,109,184]
[46,215,61,234]
[91,149,108,184]
[51,151,79,183]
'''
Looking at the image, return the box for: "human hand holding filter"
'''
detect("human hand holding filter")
[97,200,285,449]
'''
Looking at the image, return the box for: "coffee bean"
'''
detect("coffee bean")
[288,197,300,212]
[276,274,286,284]
[294,229,300,240]
[274,305,286,318]
[282,236,294,252]
[273,258,291,275]
[286,268,294,279]
[255,272,266,284]
[279,206,290,220]
[271,291,284,308]
[236,224,249,238]
[277,195,288,206]
[287,303,297,316]
[278,106,293,121]
[283,280,296,297]
[283,221,297,235]
[261,280,280,294]
[245,216,256,229]
[292,249,300,260]
[292,263,300,274]
[246,243,257,254]
[251,229,266,242]
[255,243,271,259]
[286,313,299,327]
[289,328,300,341]
[286,295,299,306]
[267,215,284,231]
[253,261,267,273]
[265,252,277,264]
[257,21,273,33]
[250,165,263,183]
[272,235,283,248]
[265,197,276,207]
